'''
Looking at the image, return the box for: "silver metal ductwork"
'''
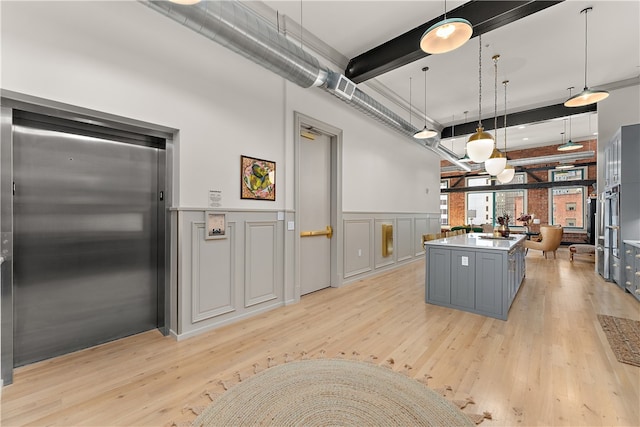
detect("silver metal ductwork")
[142,0,471,171]
[144,0,327,88]
[440,150,596,173]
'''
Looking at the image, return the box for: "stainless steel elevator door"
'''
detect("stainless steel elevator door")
[13,122,159,366]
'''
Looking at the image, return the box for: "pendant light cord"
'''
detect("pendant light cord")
[503,81,508,152]
[494,55,498,143]
[423,67,428,128]
[422,67,429,129]
[478,35,483,128]
[444,0,448,19]
[451,114,455,150]
[409,77,412,127]
[583,7,589,89]
[568,87,573,138]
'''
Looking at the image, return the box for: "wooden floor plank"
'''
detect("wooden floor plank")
[1,249,638,426]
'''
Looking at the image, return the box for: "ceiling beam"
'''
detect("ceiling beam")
[345,1,563,84]
[441,102,596,138]
[442,179,595,193]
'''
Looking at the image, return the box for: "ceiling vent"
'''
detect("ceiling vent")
[328,73,356,100]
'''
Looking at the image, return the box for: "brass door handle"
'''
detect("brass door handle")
[300,225,333,239]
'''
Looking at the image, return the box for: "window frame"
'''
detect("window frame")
[548,167,588,231]
[440,179,449,226]
[464,173,527,227]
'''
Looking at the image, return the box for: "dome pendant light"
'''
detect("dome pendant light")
[420,0,473,54]
[466,35,494,163]
[558,88,584,151]
[414,67,438,139]
[484,54,506,176]
[564,7,609,107]
[497,80,515,184]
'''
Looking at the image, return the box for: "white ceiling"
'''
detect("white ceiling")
[258,0,639,157]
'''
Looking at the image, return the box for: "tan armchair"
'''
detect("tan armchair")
[524,225,563,259]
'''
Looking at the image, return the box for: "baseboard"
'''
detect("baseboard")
[175,301,285,341]
[342,256,423,286]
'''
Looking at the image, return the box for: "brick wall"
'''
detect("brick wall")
[441,140,596,243]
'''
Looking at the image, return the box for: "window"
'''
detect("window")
[440,180,449,225]
[465,173,526,226]
[550,168,586,229]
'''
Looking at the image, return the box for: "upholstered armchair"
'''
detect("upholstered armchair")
[524,225,563,259]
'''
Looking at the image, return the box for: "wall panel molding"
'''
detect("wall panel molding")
[395,217,413,262]
[414,217,429,256]
[375,218,395,269]
[244,221,278,308]
[343,218,373,278]
[191,222,235,323]
[342,212,439,283]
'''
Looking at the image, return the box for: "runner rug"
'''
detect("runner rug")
[598,314,640,367]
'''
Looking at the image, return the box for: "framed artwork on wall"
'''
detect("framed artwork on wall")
[241,155,276,201]
[205,212,226,240]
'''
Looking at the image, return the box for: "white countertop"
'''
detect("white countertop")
[623,240,640,249]
[424,233,526,251]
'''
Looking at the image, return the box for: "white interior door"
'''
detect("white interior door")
[299,132,332,295]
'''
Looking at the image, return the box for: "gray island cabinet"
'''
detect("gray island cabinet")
[424,233,526,320]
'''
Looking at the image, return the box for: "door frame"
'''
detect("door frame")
[0,90,176,385]
[293,112,343,300]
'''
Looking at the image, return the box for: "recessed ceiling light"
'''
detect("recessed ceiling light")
[523,137,529,141]
[593,132,598,135]
[518,126,526,129]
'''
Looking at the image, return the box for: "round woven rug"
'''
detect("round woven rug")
[192,358,474,426]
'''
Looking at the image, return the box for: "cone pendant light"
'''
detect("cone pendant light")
[556,120,575,169]
[466,35,494,163]
[564,7,609,107]
[558,88,584,151]
[414,67,438,139]
[458,111,471,162]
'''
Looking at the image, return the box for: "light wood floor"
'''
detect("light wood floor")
[1,249,639,426]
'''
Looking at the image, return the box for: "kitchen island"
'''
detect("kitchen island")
[424,233,526,320]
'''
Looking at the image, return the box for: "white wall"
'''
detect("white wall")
[0,1,442,379]
[1,0,441,212]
